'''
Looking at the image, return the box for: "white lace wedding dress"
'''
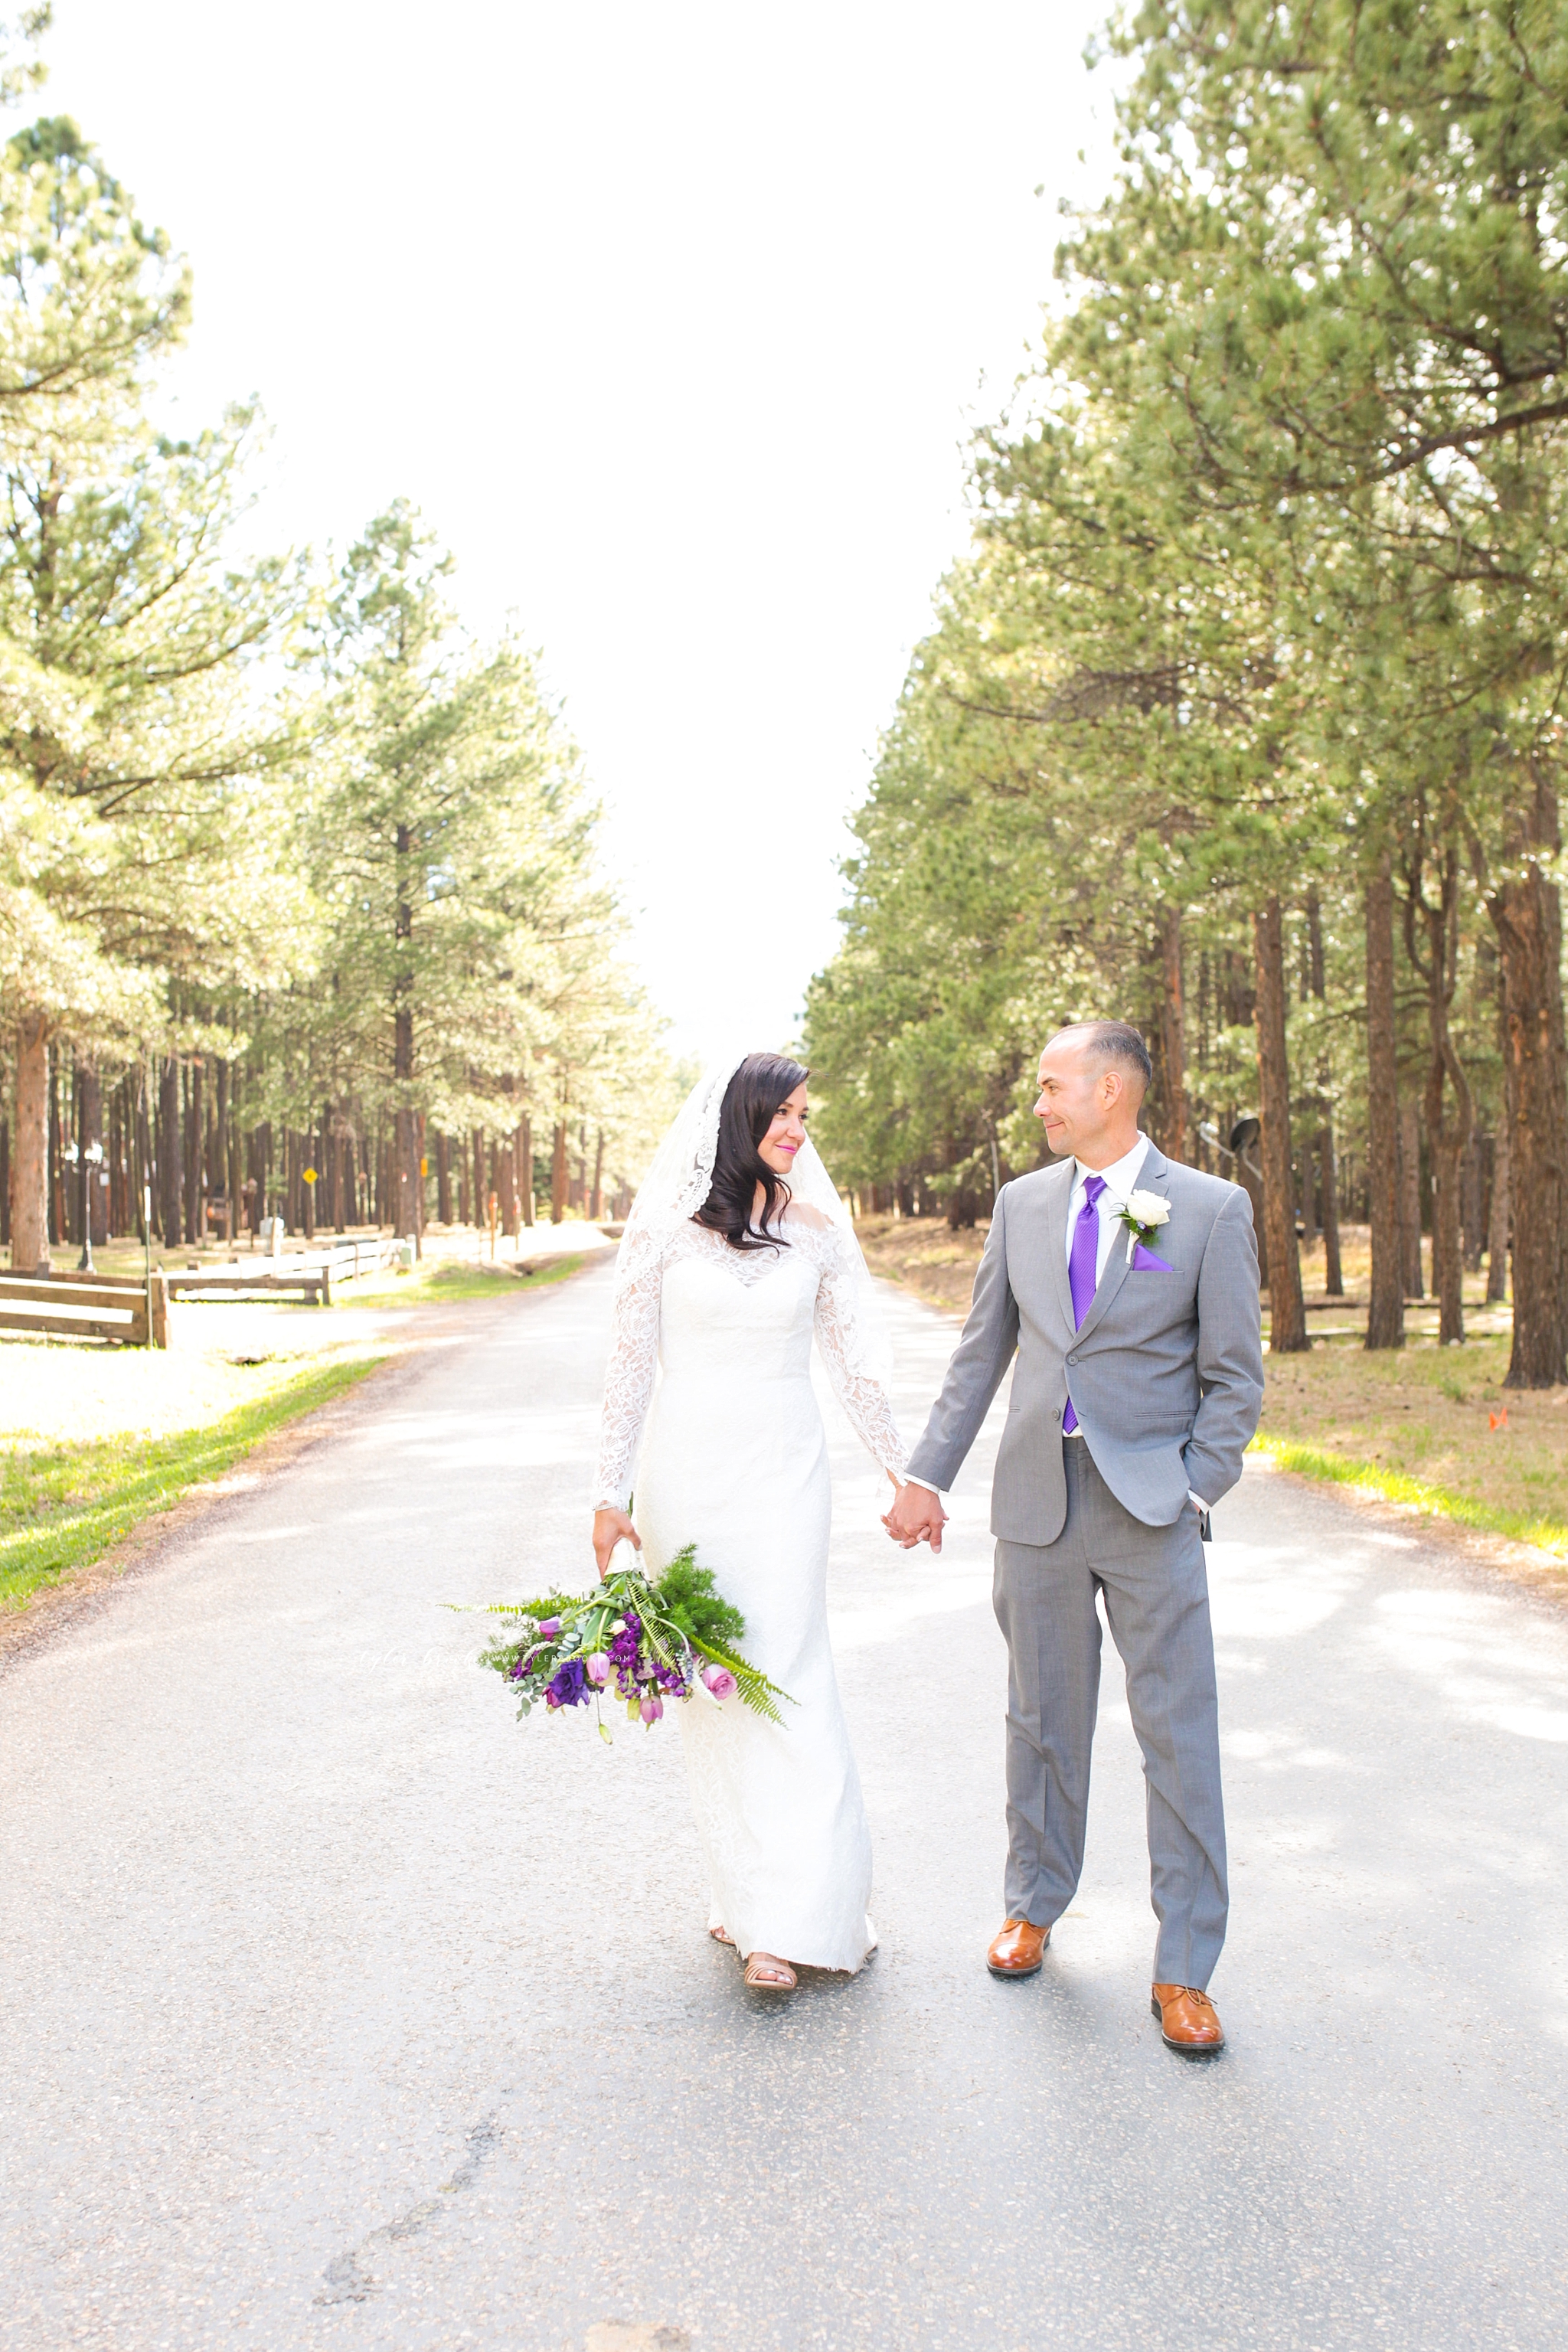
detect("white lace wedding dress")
[593,1207,906,1971]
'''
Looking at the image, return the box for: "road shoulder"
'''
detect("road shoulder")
[0,1272,593,1671]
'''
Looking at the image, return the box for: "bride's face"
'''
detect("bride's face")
[758,1083,808,1176]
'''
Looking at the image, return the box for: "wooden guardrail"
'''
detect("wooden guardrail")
[0,1269,169,1348]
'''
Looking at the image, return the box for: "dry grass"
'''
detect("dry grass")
[858,1212,1567,1554]
[858,1214,993,1316]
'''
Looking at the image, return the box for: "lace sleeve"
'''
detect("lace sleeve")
[593,1234,664,1510]
[812,1225,907,1484]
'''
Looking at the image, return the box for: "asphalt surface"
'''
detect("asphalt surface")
[3,1257,1566,2351]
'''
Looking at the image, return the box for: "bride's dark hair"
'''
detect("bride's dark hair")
[693,1052,810,1252]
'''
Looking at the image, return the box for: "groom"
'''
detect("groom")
[885,1021,1263,2053]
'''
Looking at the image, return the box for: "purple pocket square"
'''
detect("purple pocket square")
[1131,1242,1173,1272]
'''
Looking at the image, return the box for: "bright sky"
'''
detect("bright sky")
[39,1,1116,1061]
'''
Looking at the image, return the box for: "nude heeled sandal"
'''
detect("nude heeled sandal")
[743,1952,797,1991]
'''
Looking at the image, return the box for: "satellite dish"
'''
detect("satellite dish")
[1230,1116,1261,1154]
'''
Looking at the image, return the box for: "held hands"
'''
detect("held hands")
[882,1480,946,1554]
[593,1506,640,1580]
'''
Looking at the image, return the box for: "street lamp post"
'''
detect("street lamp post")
[67,1138,105,1272]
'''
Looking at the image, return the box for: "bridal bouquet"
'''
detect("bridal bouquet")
[468,1544,792,1743]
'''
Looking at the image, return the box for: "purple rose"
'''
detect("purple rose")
[701,1663,737,1701]
[546,1657,589,1710]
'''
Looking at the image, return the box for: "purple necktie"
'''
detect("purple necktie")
[1062,1173,1106,1436]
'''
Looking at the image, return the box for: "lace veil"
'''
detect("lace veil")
[614,1050,893,1385]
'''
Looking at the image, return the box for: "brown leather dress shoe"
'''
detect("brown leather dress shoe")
[986,1919,1050,1977]
[1152,1982,1226,2053]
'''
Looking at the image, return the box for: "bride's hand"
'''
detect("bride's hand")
[883,1481,946,1553]
[593,1506,640,1580]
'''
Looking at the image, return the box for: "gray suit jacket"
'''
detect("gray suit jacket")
[906,1148,1264,1544]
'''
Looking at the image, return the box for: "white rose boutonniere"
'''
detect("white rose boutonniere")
[1116,1188,1172,1266]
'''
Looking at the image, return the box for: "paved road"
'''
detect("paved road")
[4,1260,1566,2351]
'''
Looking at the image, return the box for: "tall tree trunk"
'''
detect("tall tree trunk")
[1426,1050,1468,1344]
[550,1119,568,1223]
[1486,1125,1511,1304]
[48,1050,62,1246]
[1406,848,1470,1344]
[1485,769,1568,1386]
[214,1061,231,1242]
[1305,889,1344,1298]
[590,1126,606,1221]
[393,1106,419,1244]
[228,1077,244,1245]
[1461,1132,1485,1272]
[472,1129,485,1233]
[1229,1109,1268,1287]
[1318,1128,1343,1298]
[1398,1096,1424,1298]
[520,1113,534,1226]
[186,1057,204,1246]
[160,1055,184,1246]
[1158,904,1188,1161]
[436,1131,452,1225]
[10,1014,51,1272]
[391,820,421,1250]
[1253,897,1308,1351]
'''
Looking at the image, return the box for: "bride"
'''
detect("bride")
[591,1051,908,1991]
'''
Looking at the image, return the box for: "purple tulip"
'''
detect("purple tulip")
[701,1664,737,1701]
[641,1694,664,1724]
[585,1652,610,1685]
[537,1616,562,1638]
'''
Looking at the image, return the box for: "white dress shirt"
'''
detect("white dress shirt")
[910,1129,1210,1515]
[1066,1132,1152,1286]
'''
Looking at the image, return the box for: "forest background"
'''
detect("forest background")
[6,0,1568,1420]
[0,8,674,1282]
[806,0,1568,1398]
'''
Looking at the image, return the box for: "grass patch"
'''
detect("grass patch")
[1257,1331,1567,1545]
[0,1351,384,1613]
[1250,1433,1568,1558]
[340,1253,585,1307]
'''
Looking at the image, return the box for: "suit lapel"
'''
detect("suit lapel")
[1073,1145,1170,1344]
[1041,1161,1076,1337]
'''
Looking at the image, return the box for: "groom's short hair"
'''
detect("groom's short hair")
[1050,1020,1153,1099]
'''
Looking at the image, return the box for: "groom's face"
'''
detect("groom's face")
[1033,1039,1122,1160]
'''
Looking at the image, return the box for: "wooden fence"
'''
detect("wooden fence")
[162,1236,400,1307]
[0,1269,169,1348]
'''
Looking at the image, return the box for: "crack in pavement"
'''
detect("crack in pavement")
[315,2110,503,2305]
